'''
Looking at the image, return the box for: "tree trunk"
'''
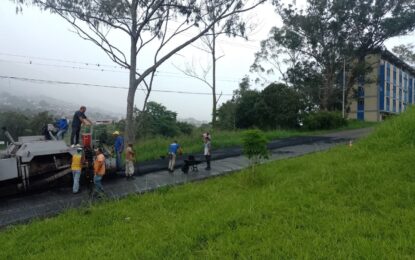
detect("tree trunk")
[125,42,138,144]
[125,2,138,144]
[211,25,217,128]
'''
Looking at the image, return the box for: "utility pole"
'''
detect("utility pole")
[342,58,346,118]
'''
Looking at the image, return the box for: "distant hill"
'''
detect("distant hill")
[0,91,122,121]
[178,117,208,127]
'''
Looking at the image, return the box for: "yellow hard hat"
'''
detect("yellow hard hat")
[112,131,120,135]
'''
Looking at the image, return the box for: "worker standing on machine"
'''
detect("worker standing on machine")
[70,106,93,147]
[56,116,69,140]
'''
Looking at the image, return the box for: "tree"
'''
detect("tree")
[251,26,302,86]
[176,121,194,135]
[343,0,415,110]
[242,129,269,174]
[217,99,237,130]
[235,90,262,129]
[392,44,415,65]
[29,111,54,135]
[0,111,31,140]
[135,101,179,137]
[258,83,304,129]
[15,0,266,143]
[255,0,415,112]
[175,0,254,127]
[285,60,322,110]
[217,76,250,130]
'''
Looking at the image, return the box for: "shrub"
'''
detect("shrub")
[303,111,347,130]
[242,129,269,173]
[177,121,195,135]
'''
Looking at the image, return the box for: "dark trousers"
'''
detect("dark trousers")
[205,155,211,169]
[70,126,81,145]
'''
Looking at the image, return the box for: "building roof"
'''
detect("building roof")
[380,48,415,76]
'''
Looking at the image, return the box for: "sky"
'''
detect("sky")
[0,0,414,121]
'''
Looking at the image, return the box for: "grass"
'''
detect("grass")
[0,112,411,258]
[134,119,376,162]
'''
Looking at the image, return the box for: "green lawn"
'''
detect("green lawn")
[134,120,376,162]
[3,116,411,258]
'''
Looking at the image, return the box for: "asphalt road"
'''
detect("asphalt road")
[0,127,373,228]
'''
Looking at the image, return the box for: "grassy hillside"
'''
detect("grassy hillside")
[0,113,413,258]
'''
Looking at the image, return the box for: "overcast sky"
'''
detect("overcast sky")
[0,0,414,121]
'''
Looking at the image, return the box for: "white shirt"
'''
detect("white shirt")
[204,141,211,155]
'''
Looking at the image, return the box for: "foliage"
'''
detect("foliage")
[93,124,112,145]
[392,44,415,65]
[285,60,323,110]
[303,111,347,130]
[235,90,262,129]
[13,0,266,143]
[216,100,237,130]
[29,111,54,135]
[3,109,415,258]
[254,0,415,111]
[218,80,304,130]
[0,111,31,140]
[136,102,179,138]
[135,102,196,138]
[242,129,269,168]
[258,83,304,129]
[176,121,195,136]
[0,111,54,140]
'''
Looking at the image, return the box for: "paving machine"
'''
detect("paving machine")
[0,127,117,197]
[0,127,75,196]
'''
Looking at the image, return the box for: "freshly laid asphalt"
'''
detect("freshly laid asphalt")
[0,128,372,228]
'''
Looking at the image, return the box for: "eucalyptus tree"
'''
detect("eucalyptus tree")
[253,0,415,112]
[174,0,254,128]
[392,44,415,66]
[13,0,265,142]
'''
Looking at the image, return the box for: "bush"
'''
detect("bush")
[303,111,347,130]
[177,121,195,135]
[242,129,269,167]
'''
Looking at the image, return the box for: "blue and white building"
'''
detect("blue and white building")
[348,49,415,121]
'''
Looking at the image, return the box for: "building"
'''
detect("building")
[348,49,415,122]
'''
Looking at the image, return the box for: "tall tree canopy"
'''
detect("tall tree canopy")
[393,44,415,65]
[14,0,265,142]
[253,0,415,112]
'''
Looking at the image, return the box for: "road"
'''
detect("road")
[0,127,373,228]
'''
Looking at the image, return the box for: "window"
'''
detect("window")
[358,86,364,96]
[393,100,396,112]
[358,98,364,111]
[393,84,397,98]
[393,67,397,85]
[386,97,390,111]
[386,83,390,96]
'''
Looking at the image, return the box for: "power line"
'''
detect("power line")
[0,54,243,83]
[0,52,120,69]
[0,75,234,96]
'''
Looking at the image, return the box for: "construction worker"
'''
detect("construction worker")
[70,106,93,147]
[56,116,68,140]
[71,147,84,194]
[113,131,124,171]
[125,143,135,180]
[93,148,106,197]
